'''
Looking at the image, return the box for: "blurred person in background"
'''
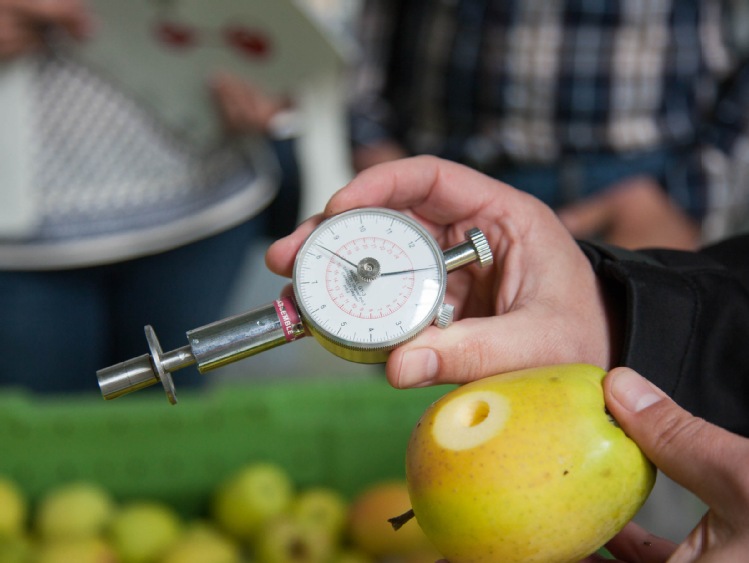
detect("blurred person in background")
[0,0,300,394]
[348,0,749,251]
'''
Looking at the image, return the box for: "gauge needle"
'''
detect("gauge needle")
[315,243,358,269]
[381,266,437,277]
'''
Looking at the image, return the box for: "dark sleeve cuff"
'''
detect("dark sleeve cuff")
[579,239,749,436]
[579,241,698,396]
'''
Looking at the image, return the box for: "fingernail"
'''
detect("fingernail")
[398,349,439,388]
[610,368,663,412]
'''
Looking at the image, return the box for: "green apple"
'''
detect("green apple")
[35,482,115,542]
[0,534,33,563]
[253,515,334,563]
[0,477,27,538]
[160,521,242,563]
[404,363,656,563]
[290,487,347,542]
[346,481,434,558]
[35,537,118,563]
[211,462,293,542]
[328,548,374,563]
[108,501,181,563]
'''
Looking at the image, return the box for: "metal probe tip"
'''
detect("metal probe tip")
[96,326,183,404]
[96,353,159,400]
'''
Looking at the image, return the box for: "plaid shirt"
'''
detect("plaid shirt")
[349,0,738,165]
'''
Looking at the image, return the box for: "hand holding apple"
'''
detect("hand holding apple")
[401,364,655,563]
[588,367,749,562]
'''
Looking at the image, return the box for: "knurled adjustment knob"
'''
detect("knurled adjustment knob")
[435,302,455,329]
[466,228,493,268]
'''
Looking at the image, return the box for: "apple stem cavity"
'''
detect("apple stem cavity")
[388,508,415,531]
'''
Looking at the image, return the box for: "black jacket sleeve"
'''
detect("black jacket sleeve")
[579,234,749,437]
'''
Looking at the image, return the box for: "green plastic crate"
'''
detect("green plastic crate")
[0,374,448,516]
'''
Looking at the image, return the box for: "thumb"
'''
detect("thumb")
[386,314,572,388]
[386,319,508,389]
[604,367,749,511]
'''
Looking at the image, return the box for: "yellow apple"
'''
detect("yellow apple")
[0,534,33,563]
[160,521,242,563]
[0,477,27,538]
[253,514,335,563]
[328,548,374,563]
[35,482,115,542]
[405,363,656,563]
[346,481,435,558]
[35,537,118,563]
[290,487,348,542]
[108,501,181,563]
[211,462,293,542]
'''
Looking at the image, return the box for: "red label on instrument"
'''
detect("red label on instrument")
[274,296,302,342]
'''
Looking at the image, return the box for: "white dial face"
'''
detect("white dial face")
[293,208,446,351]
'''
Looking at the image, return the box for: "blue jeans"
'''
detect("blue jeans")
[0,217,266,395]
[466,147,704,220]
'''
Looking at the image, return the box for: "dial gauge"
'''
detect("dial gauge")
[292,208,447,362]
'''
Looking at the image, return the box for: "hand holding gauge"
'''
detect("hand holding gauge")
[96,208,493,404]
[293,208,492,362]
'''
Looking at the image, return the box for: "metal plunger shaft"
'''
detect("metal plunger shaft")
[96,297,304,404]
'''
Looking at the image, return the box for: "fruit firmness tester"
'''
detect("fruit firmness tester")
[96,208,494,404]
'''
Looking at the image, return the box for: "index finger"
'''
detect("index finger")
[267,157,492,277]
[324,156,510,227]
[265,214,322,278]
